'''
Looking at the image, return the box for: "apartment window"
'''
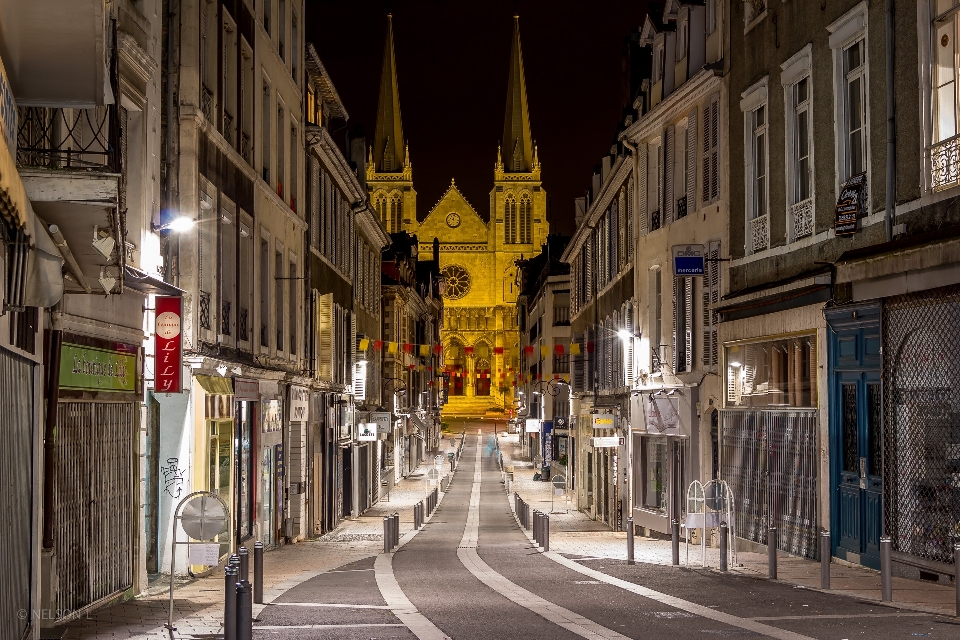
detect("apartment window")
[241,42,253,165]
[292,11,299,80]
[932,0,960,190]
[220,206,237,341]
[239,214,253,344]
[650,268,663,371]
[200,1,217,122]
[288,258,297,356]
[741,78,768,253]
[277,105,285,198]
[793,78,812,203]
[262,0,271,36]
[706,0,718,35]
[259,235,270,348]
[677,14,688,62]
[702,94,721,204]
[751,105,768,219]
[261,82,271,182]
[221,14,237,146]
[289,123,298,211]
[275,249,284,351]
[652,43,663,83]
[278,0,286,61]
[844,40,867,178]
[828,4,869,192]
[674,276,693,373]
[647,141,662,230]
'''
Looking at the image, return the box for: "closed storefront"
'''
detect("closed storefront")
[53,338,141,618]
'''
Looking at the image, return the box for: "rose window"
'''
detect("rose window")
[441,265,471,299]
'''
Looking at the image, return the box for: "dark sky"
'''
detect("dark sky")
[306,1,650,236]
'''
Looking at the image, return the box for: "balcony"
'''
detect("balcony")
[199,291,212,330]
[790,197,814,241]
[650,209,661,231]
[222,110,235,147]
[240,132,252,165]
[239,307,249,342]
[220,301,231,336]
[750,213,769,253]
[201,85,214,122]
[17,106,118,172]
[931,133,960,192]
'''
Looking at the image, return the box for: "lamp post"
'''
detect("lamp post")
[532,378,569,478]
[616,329,641,532]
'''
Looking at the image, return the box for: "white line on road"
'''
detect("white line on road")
[255,623,406,629]
[457,436,630,640]
[268,602,392,609]
[749,612,930,621]
[375,551,451,640]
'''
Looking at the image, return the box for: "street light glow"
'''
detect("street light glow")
[617,329,632,341]
[166,216,196,233]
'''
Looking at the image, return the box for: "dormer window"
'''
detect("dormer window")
[653,43,664,83]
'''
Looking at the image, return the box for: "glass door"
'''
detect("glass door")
[261,447,274,548]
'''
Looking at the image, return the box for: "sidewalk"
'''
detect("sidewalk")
[497,430,959,618]
[54,458,450,640]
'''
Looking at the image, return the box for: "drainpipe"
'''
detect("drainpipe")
[163,0,181,284]
[884,0,896,242]
[42,309,63,550]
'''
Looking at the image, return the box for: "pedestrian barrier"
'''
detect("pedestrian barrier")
[238,546,249,581]
[223,564,238,640]
[626,517,635,565]
[253,542,263,604]
[955,543,960,618]
[881,536,892,601]
[671,519,680,566]
[719,523,728,572]
[768,526,778,579]
[236,579,252,640]
[820,531,830,589]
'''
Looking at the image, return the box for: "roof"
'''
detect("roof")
[373,14,405,173]
[305,43,348,121]
[502,16,535,174]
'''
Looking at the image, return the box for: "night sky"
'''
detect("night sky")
[306,1,650,237]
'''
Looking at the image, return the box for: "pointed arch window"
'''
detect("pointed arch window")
[374,192,388,228]
[504,193,518,243]
[519,192,532,244]
[389,192,402,232]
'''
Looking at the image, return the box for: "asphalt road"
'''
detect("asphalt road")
[254,423,960,640]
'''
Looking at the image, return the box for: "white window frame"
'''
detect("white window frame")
[740,77,769,254]
[782,44,815,242]
[828,1,871,206]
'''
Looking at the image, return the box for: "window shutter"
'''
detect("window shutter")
[353,362,366,400]
[637,146,648,235]
[672,275,678,373]
[710,95,720,201]
[686,108,698,215]
[317,293,333,381]
[685,277,694,372]
[627,177,635,257]
[702,101,713,204]
[585,240,594,300]
[664,125,675,225]
[572,331,585,392]
[700,240,720,367]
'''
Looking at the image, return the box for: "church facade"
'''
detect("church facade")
[367,15,548,418]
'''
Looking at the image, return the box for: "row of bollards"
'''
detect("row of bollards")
[533,510,550,551]
[626,517,635,565]
[514,493,531,530]
[223,542,263,640]
[383,513,400,552]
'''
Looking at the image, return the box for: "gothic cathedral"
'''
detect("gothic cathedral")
[367,15,549,419]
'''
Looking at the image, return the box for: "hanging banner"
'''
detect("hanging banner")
[672,244,706,276]
[155,296,182,393]
[646,395,680,435]
[591,414,616,430]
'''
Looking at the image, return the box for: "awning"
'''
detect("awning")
[195,375,234,396]
[124,265,185,296]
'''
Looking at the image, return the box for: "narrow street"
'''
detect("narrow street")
[251,424,957,640]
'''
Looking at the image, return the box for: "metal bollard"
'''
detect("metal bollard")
[253,542,264,604]
[236,580,253,640]
[820,531,831,590]
[383,517,391,553]
[719,523,728,572]
[671,519,680,566]
[954,543,960,618]
[533,511,539,544]
[881,536,892,602]
[543,515,550,552]
[393,513,400,548]
[627,517,635,565]
[238,546,249,582]
[223,564,238,640]
[768,527,778,580]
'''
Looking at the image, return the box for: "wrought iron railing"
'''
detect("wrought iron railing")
[239,307,249,342]
[750,213,769,253]
[791,197,814,240]
[201,84,214,122]
[222,110,235,146]
[17,106,118,171]
[650,209,661,231]
[240,131,252,164]
[930,133,960,192]
[260,323,269,348]
[220,301,231,336]
[199,291,212,330]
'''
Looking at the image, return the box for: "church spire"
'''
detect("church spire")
[374,14,405,173]
[502,15,534,174]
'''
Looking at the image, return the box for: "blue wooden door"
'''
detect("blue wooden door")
[835,372,882,568]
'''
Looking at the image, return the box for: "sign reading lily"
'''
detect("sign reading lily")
[155,296,182,392]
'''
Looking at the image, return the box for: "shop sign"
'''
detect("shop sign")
[234,378,259,401]
[672,244,705,277]
[288,385,309,422]
[835,173,866,236]
[371,411,391,434]
[59,342,137,392]
[357,423,378,441]
[262,399,282,433]
[646,395,680,435]
[591,436,623,448]
[525,418,541,433]
[591,414,616,430]
[542,421,553,465]
[155,296,182,392]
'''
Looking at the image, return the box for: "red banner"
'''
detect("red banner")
[155,296,182,393]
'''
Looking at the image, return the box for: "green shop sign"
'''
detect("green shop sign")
[60,343,137,392]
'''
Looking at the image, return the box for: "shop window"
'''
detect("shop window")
[642,436,668,512]
[724,335,817,407]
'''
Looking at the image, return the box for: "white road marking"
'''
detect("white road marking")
[255,623,406,629]
[375,550,451,640]
[268,602,392,609]
[457,436,630,640]
[749,612,930,621]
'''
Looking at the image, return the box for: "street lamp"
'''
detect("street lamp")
[152,215,196,233]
